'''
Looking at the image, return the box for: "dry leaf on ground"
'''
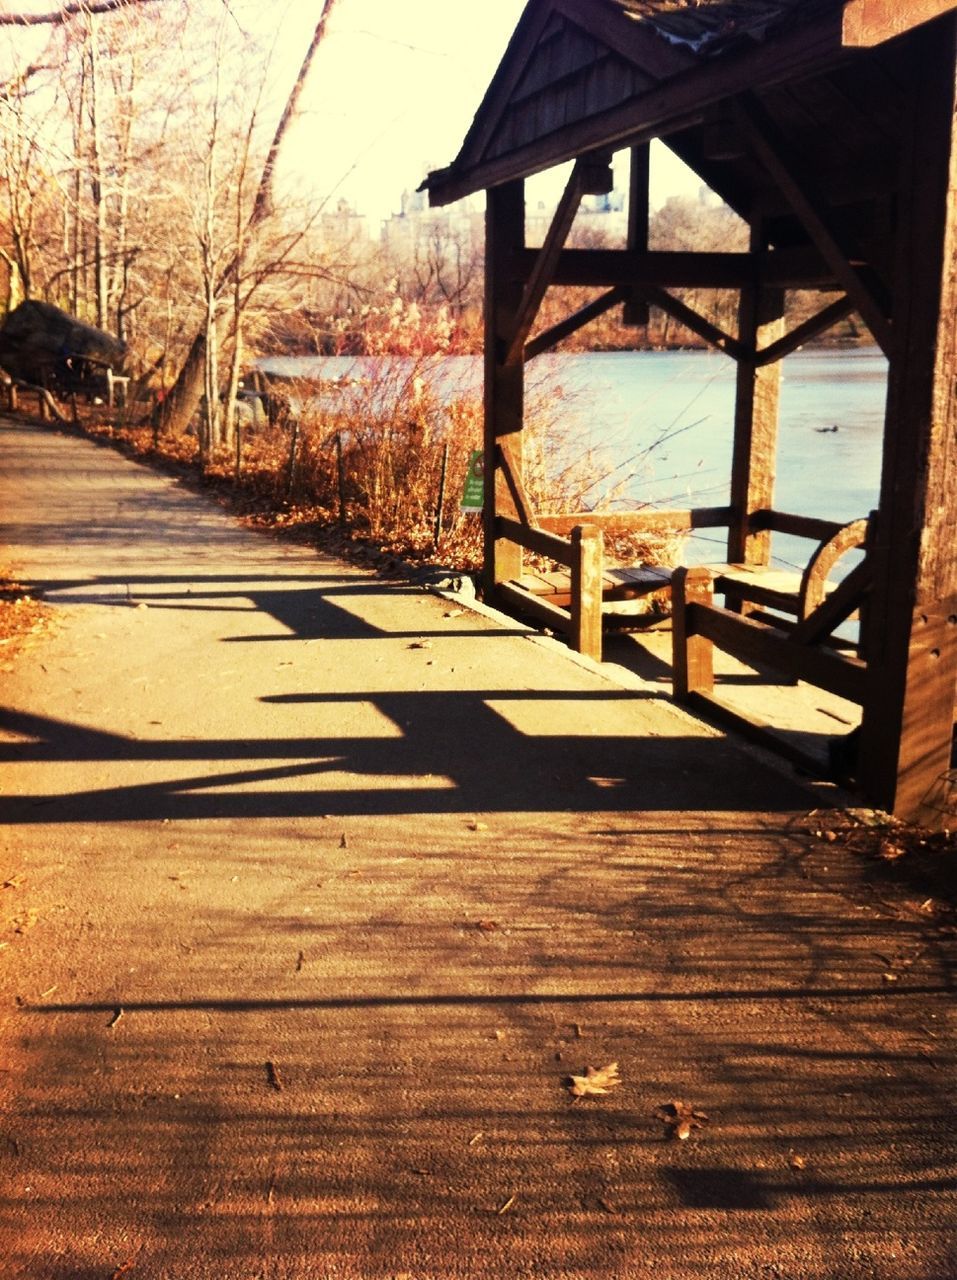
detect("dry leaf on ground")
[657,1099,709,1139]
[567,1062,621,1099]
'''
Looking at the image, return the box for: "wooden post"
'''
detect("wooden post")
[623,143,650,327]
[727,217,785,568]
[483,180,526,598]
[858,19,957,826]
[672,566,715,699]
[569,524,603,662]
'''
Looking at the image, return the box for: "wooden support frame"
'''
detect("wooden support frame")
[858,18,957,825]
[632,285,745,360]
[524,287,628,361]
[735,94,893,356]
[754,295,855,366]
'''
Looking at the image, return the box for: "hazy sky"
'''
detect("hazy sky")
[277,0,700,225]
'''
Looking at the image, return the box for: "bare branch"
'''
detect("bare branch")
[0,0,166,26]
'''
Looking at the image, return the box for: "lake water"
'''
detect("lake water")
[260,346,887,570]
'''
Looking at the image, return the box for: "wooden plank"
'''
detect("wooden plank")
[484,181,526,595]
[512,247,835,290]
[671,567,715,698]
[748,509,844,541]
[689,602,868,702]
[858,18,957,824]
[735,94,894,355]
[539,506,732,534]
[504,159,588,366]
[524,287,628,361]
[754,295,856,366]
[843,0,957,47]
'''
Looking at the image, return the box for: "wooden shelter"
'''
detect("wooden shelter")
[423,0,957,826]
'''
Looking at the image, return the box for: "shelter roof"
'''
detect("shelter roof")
[423,0,954,251]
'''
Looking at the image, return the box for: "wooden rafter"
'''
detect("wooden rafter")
[734,94,893,355]
[524,287,628,361]
[754,295,855,366]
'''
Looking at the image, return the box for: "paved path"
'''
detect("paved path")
[0,418,954,1279]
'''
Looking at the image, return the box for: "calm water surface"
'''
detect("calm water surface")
[261,346,887,569]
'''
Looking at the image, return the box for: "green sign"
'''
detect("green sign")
[461,449,485,512]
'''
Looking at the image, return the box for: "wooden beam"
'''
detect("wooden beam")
[754,295,856,366]
[843,0,957,47]
[512,247,836,290]
[735,94,893,355]
[524,287,628,361]
[858,17,957,825]
[539,506,732,535]
[504,160,590,367]
[634,285,746,360]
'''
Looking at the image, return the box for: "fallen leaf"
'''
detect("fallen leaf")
[476,919,498,932]
[789,1154,806,1170]
[567,1062,621,1099]
[657,1099,708,1139]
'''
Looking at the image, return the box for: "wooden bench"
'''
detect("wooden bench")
[672,515,874,764]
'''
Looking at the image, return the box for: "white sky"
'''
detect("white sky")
[274,0,701,225]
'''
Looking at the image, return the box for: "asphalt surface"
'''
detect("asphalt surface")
[0,416,954,1280]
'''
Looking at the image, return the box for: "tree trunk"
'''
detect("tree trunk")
[158,0,339,434]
